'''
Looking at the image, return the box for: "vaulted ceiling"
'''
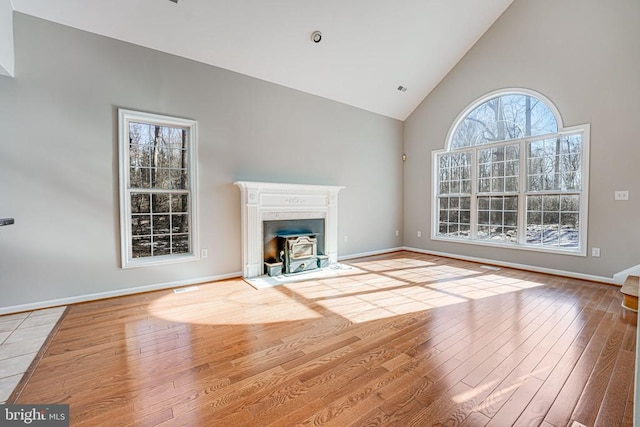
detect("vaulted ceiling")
[10,0,515,120]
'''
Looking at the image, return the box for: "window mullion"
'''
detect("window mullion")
[470,147,478,240]
[517,139,527,245]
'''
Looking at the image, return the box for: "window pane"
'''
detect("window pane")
[477,144,518,194]
[170,169,189,190]
[172,194,189,213]
[170,148,188,169]
[131,215,151,236]
[543,195,559,211]
[172,235,189,254]
[440,182,449,194]
[436,196,471,239]
[561,195,579,212]
[527,135,582,192]
[153,169,171,189]
[527,195,542,211]
[491,178,505,192]
[130,168,152,189]
[479,179,490,193]
[490,197,503,211]
[526,194,579,248]
[153,235,171,256]
[153,215,170,235]
[451,94,558,149]
[152,194,170,213]
[172,214,189,233]
[132,236,151,258]
[476,196,517,243]
[437,152,472,195]
[478,209,489,225]
[131,194,150,213]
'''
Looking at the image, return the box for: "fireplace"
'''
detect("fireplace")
[235,181,344,279]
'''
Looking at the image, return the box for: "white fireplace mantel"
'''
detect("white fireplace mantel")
[234,181,344,279]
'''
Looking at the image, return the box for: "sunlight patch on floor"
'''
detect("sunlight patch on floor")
[147,257,545,326]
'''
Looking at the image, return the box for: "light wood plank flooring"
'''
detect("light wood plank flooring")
[11,251,637,426]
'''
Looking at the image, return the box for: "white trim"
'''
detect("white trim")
[338,247,405,261]
[402,246,620,285]
[118,109,199,268]
[0,272,242,316]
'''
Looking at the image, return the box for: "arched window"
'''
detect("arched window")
[432,89,589,255]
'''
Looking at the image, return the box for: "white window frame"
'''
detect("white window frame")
[118,109,199,268]
[431,89,590,256]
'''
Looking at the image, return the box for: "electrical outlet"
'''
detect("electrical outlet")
[591,247,600,257]
[614,190,629,201]
[201,249,208,258]
[344,235,348,243]
[395,230,399,237]
[417,231,422,238]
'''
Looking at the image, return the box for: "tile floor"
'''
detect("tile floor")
[0,306,66,403]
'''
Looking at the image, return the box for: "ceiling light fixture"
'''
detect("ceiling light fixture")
[311,31,322,43]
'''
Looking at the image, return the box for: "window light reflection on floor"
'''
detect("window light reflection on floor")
[147,257,545,325]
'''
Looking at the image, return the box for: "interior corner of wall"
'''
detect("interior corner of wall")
[0,0,14,78]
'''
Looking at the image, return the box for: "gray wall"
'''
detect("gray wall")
[404,0,640,278]
[0,14,404,311]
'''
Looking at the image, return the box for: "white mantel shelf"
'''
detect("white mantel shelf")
[234,181,344,279]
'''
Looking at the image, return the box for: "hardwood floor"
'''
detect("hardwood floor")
[11,251,636,426]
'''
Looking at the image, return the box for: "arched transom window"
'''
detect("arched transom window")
[432,89,589,255]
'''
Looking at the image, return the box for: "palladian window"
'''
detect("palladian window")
[432,89,589,255]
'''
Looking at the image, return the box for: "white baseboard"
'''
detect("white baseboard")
[400,246,620,286]
[338,247,405,261]
[0,271,243,316]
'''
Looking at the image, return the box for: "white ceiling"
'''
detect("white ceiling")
[10,0,514,120]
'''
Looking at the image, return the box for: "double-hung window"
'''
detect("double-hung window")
[432,89,589,255]
[118,109,198,268]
